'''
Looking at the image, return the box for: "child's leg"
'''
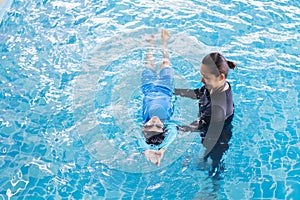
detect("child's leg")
[160,29,171,69]
[159,67,174,91]
[142,35,157,94]
[158,29,174,91]
[146,34,156,71]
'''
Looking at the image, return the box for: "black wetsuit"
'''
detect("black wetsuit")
[195,82,234,133]
[175,82,234,175]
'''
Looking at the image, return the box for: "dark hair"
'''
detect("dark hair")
[202,52,236,78]
[142,130,167,145]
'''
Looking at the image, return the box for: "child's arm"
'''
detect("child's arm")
[157,124,177,150]
[137,136,152,152]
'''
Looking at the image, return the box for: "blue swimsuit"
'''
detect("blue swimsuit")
[138,67,177,151]
[142,67,174,123]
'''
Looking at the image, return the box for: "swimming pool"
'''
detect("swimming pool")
[0,0,299,199]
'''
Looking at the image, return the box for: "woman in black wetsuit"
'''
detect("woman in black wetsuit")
[175,52,236,176]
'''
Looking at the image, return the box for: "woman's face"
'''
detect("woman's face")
[200,64,224,91]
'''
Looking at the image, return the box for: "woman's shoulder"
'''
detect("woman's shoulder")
[225,82,233,95]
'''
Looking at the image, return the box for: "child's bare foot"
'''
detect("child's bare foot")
[161,29,170,44]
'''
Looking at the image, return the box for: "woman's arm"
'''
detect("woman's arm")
[202,105,226,149]
[177,119,199,132]
[174,88,198,99]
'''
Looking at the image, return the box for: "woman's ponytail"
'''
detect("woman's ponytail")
[227,61,236,70]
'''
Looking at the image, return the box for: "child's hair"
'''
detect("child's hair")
[202,52,236,78]
[142,130,167,145]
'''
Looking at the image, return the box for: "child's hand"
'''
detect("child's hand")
[144,149,166,166]
[156,148,166,166]
[144,150,160,166]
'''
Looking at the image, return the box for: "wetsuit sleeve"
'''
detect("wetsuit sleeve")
[202,105,226,148]
[157,124,177,149]
[137,136,152,152]
[177,120,199,132]
[174,88,198,99]
[210,105,226,123]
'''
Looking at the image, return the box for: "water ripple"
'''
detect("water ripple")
[0,0,300,199]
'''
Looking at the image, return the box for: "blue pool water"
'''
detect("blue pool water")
[1,0,300,199]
